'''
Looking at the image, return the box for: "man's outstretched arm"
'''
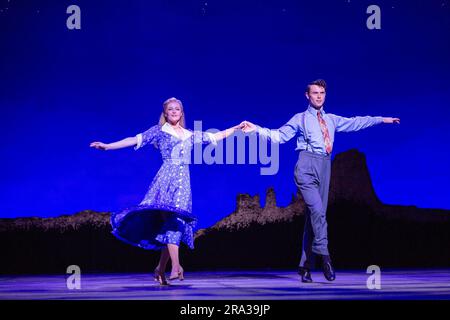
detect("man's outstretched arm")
[331,114,400,132]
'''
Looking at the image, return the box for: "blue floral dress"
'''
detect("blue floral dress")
[110,123,216,250]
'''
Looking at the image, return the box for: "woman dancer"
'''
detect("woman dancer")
[90,97,243,285]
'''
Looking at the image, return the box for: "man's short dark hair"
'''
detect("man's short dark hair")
[306,79,327,93]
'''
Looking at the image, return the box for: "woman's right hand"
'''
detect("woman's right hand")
[233,122,246,131]
[90,141,109,150]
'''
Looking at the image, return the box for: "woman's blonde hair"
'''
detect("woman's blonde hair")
[159,97,186,128]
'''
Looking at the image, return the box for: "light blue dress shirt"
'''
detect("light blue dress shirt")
[256,105,384,155]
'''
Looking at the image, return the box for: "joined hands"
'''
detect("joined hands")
[234,121,257,133]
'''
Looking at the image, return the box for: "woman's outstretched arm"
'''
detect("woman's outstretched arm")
[90,136,138,151]
[213,122,245,142]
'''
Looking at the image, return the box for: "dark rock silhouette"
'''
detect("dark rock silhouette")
[1,149,449,274]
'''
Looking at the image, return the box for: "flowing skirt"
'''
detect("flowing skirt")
[110,160,196,250]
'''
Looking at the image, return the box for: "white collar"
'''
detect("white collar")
[162,122,192,141]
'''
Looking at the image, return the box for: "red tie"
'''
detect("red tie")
[317,111,332,154]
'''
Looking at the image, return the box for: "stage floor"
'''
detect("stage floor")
[1,269,449,300]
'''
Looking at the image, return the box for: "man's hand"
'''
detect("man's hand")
[383,117,400,124]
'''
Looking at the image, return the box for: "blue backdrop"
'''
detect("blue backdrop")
[1,0,449,229]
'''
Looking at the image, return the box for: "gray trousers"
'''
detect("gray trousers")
[294,150,331,269]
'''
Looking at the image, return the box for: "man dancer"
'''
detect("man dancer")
[242,79,400,282]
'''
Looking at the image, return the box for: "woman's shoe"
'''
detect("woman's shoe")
[156,273,168,286]
[154,267,168,285]
[169,266,184,281]
[153,267,160,282]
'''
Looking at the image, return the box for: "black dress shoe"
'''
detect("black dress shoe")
[322,262,336,281]
[298,267,313,283]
